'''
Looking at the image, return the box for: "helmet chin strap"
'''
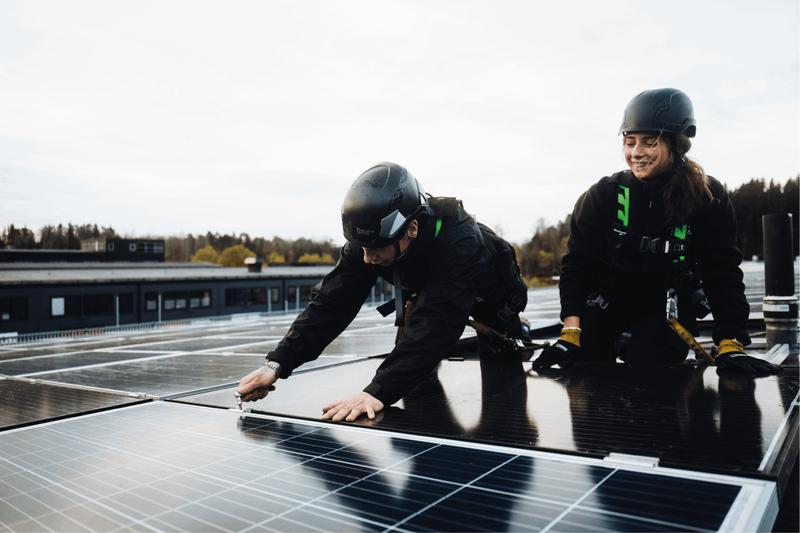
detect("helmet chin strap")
[672,154,688,174]
[394,235,414,262]
[392,234,415,326]
[639,154,687,183]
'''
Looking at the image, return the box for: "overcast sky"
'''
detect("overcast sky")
[1,0,798,246]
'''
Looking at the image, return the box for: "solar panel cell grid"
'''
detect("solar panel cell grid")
[0,350,177,376]
[177,357,797,483]
[0,289,791,532]
[0,402,763,532]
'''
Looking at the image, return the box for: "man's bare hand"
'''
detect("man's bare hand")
[236,366,278,402]
[322,392,384,421]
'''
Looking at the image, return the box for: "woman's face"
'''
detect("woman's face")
[624,132,672,181]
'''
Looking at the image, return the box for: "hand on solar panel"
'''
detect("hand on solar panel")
[321,392,385,421]
[236,365,278,402]
[715,339,783,374]
[531,339,580,369]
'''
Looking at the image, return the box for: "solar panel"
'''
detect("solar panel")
[176,358,798,481]
[0,288,794,532]
[22,352,368,399]
[0,350,174,376]
[0,402,776,532]
[103,337,282,353]
[0,378,143,431]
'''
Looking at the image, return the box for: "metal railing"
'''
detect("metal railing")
[0,307,305,346]
[0,295,396,347]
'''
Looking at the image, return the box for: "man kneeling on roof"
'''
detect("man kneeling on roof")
[237,162,529,421]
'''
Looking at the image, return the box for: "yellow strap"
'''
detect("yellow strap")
[667,318,715,363]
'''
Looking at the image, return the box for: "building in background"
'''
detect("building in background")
[0,262,391,335]
[1,238,166,263]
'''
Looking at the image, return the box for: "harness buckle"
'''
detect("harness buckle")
[666,288,678,320]
[496,305,512,323]
[639,237,661,253]
[587,293,610,310]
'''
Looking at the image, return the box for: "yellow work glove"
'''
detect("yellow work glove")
[715,339,782,374]
[532,328,581,369]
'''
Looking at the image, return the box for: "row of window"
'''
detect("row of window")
[1,284,321,322]
[51,294,134,318]
[106,242,165,254]
[224,286,314,307]
[145,291,213,312]
[1,297,28,321]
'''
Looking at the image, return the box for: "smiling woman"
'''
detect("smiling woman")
[532,88,783,376]
[623,133,672,180]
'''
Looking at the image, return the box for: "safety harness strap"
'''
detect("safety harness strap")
[381,217,442,324]
[613,185,690,258]
[393,262,404,326]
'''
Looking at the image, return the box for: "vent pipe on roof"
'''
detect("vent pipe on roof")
[762,213,798,353]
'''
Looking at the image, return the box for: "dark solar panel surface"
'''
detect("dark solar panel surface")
[25,353,368,398]
[10,313,391,397]
[0,277,792,532]
[0,378,143,431]
[0,402,755,532]
[0,320,309,361]
[0,350,174,376]
[178,358,798,478]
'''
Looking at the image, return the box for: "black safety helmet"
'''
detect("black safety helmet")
[342,162,429,249]
[619,88,697,138]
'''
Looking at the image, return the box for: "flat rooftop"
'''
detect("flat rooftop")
[0,262,335,285]
[0,264,796,532]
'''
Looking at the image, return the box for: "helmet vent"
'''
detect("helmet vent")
[381,210,407,238]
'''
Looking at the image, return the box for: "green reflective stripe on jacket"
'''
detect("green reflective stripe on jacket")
[617,185,630,226]
[616,185,688,260]
[435,218,442,238]
[674,224,687,263]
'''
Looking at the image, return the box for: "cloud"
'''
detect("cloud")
[1,0,797,245]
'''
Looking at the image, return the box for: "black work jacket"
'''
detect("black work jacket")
[560,170,750,345]
[267,197,515,406]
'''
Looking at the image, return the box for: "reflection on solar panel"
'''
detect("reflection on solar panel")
[178,359,798,480]
[0,378,143,431]
[23,353,369,399]
[0,350,172,376]
[0,289,794,532]
[0,402,775,532]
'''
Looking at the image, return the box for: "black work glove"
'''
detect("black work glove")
[532,328,581,369]
[715,339,783,374]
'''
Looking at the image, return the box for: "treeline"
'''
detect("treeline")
[515,175,799,284]
[516,217,571,285]
[2,223,118,250]
[167,233,340,265]
[0,223,341,266]
[4,176,797,275]
[728,176,799,260]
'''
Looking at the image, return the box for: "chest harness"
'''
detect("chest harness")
[611,184,690,261]
[608,184,710,318]
[379,199,525,327]
[378,218,444,326]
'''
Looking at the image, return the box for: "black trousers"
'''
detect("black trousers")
[579,293,689,365]
[471,280,527,360]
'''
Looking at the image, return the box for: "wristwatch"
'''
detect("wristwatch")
[263,360,282,378]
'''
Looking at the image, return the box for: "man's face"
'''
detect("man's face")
[362,243,396,267]
[361,220,418,267]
